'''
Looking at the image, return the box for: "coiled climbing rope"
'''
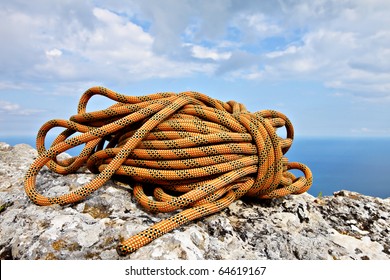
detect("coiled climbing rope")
[24,86,312,256]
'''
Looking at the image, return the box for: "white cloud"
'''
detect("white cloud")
[266,46,299,59]
[0,100,20,111]
[258,29,358,78]
[246,14,281,34]
[1,0,390,101]
[0,100,43,115]
[45,48,63,59]
[233,12,283,41]
[186,44,232,61]
[0,3,214,84]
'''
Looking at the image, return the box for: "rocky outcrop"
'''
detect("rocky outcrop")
[0,142,389,260]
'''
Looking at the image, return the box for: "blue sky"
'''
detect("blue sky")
[1,0,390,138]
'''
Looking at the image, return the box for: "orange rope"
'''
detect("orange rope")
[24,86,313,256]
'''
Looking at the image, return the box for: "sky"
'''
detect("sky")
[1,0,390,139]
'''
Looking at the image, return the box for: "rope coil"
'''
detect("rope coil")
[24,86,313,256]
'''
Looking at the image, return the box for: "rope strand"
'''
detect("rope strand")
[24,86,313,256]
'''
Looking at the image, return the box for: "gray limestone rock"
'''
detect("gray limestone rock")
[0,142,389,260]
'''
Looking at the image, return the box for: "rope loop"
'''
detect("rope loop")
[24,86,313,256]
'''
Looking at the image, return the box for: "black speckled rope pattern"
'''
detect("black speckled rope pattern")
[24,86,312,256]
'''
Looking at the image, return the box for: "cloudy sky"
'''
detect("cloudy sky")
[1,0,390,138]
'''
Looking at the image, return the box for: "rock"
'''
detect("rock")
[0,142,389,260]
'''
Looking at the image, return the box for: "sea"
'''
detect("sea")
[2,136,389,199]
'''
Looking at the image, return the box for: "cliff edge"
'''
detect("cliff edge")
[0,142,389,260]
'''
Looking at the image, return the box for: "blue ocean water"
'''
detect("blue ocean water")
[2,136,389,198]
[286,137,390,198]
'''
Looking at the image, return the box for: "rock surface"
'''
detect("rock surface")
[0,142,389,260]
